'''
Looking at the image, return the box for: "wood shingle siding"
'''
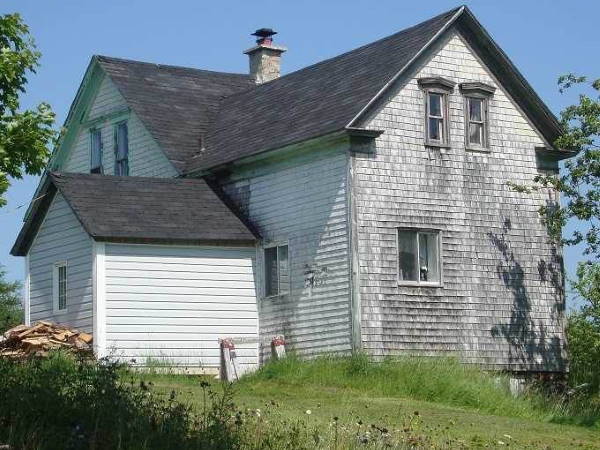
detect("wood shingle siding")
[221,147,353,361]
[354,31,566,372]
[28,193,94,332]
[63,75,177,177]
[104,244,259,370]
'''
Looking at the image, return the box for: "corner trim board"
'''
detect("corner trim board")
[92,240,106,357]
[23,255,30,326]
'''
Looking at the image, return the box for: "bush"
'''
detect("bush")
[566,312,600,393]
[0,353,243,449]
[0,266,22,333]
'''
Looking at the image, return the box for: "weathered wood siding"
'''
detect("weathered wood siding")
[354,30,566,371]
[63,75,177,177]
[221,146,353,361]
[104,244,259,370]
[28,193,94,331]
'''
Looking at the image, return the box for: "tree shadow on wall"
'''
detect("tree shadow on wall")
[488,218,566,372]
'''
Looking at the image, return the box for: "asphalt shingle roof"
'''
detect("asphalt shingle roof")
[96,56,254,173]
[187,7,460,172]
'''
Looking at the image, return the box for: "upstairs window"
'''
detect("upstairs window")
[53,262,68,312]
[264,244,289,297]
[398,229,441,285]
[418,77,455,147]
[90,128,103,174]
[459,82,495,151]
[465,96,488,149]
[114,121,129,176]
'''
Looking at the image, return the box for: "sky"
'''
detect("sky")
[0,0,598,306]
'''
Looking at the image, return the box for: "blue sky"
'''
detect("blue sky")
[1,0,598,306]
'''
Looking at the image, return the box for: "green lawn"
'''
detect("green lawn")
[140,356,600,449]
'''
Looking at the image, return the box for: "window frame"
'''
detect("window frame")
[418,77,455,148]
[396,228,443,287]
[52,261,68,313]
[90,128,103,174]
[263,243,290,299]
[114,121,129,176]
[459,82,495,152]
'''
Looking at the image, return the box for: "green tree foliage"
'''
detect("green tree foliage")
[532,75,600,391]
[0,13,56,207]
[0,265,21,333]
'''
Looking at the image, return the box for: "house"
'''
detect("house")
[11,6,574,375]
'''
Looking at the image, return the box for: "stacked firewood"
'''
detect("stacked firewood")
[0,321,93,359]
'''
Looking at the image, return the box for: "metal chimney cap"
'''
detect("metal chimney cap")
[251,28,277,38]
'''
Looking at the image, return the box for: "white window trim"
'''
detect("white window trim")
[52,261,68,314]
[262,242,290,299]
[397,228,443,287]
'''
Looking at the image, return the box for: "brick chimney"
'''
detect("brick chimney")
[244,28,286,84]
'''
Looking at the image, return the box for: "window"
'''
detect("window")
[114,121,129,176]
[418,77,455,147]
[427,92,446,144]
[465,96,488,149]
[53,262,67,312]
[398,229,441,285]
[459,82,495,150]
[90,128,103,174]
[264,244,289,297]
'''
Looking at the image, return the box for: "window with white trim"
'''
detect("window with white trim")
[398,229,441,284]
[114,121,129,176]
[53,262,68,312]
[90,128,103,174]
[264,244,289,297]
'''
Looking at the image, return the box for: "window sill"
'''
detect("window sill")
[465,147,491,154]
[425,142,450,149]
[53,308,68,315]
[261,293,289,301]
[397,281,443,288]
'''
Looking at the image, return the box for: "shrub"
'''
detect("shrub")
[0,353,242,449]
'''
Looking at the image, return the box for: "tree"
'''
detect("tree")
[0,13,56,207]
[0,265,21,333]
[531,75,600,391]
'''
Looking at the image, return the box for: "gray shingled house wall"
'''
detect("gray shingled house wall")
[219,143,354,362]
[352,30,567,372]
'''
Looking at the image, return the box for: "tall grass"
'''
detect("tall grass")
[239,353,600,427]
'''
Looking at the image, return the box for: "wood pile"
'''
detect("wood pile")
[0,321,93,359]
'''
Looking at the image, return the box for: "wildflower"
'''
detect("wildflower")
[306,410,312,415]
[498,441,506,446]
[503,434,512,440]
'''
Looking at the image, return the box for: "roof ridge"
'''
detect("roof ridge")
[226,6,463,93]
[95,55,250,78]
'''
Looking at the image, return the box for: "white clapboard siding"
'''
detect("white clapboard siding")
[104,244,259,371]
[355,30,566,371]
[63,75,177,178]
[28,193,94,331]
[222,146,353,361]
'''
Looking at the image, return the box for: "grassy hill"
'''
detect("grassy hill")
[147,355,600,449]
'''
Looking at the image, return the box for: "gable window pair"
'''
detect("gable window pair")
[89,121,129,176]
[419,77,494,150]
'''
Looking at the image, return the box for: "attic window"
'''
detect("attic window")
[418,77,455,147]
[114,121,129,176]
[460,82,495,150]
[90,129,102,174]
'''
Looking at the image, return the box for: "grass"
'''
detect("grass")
[143,354,600,449]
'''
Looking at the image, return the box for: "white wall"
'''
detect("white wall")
[103,243,259,371]
[221,145,353,360]
[63,75,177,177]
[28,193,94,331]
